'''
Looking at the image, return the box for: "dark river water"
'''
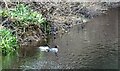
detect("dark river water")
[2,7,119,70]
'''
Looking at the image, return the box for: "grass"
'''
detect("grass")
[0,4,45,26]
[0,28,18,55]
[0,4,51,34]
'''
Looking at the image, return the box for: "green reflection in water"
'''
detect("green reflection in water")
[0,56,2,71]
[2,48,44,69]
[2,53,17,69]
[0,47,2,70]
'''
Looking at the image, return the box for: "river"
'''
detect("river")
[2,7,119,70]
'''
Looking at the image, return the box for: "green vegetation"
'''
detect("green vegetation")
[0,4,51,33]
[0,3,51,55]
[0,29,18,55]
[1,4,45,26]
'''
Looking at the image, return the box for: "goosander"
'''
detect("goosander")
[39,45,59,56]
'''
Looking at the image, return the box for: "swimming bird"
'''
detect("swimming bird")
[39,45,59,56]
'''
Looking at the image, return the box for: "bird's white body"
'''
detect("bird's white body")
[49,48,58,53]
[39,46,59,56]
[39,46,50,52]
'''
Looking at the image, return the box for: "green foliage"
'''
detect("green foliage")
[0,9,8,17]
[0,4,45,26]
[0,29,18,55]
[0,4,51,34]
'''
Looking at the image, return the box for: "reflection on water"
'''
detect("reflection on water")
[0,56,2,71]
[2,8,119,69]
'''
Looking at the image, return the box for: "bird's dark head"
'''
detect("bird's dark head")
[54,45,59,48]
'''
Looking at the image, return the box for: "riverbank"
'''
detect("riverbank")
[0,2,120,47]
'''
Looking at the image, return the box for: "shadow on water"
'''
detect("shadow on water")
[2,7,119,69]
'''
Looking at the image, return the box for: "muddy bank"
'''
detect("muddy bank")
[2,7,119,69]
[29,2,119,34]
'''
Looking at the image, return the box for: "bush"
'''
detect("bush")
[0,29,18,55]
